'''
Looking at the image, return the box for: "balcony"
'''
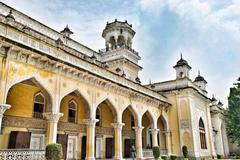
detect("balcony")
[33,112,43,119]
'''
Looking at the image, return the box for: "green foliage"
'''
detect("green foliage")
[182,145,188,158]
[45,143,63,160]
[225,78,240,146]
[161,155,168,160]
[170,154,177,160]
[200,157,205,160]
[152,146,161,159]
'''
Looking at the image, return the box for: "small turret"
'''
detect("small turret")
[194,71,207,90]
[173,53,191,79]
[60,25,73,38]
[6,10,15,21]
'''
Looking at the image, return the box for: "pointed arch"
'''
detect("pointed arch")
[60,89,91,121]
[5,76,53,115]
[96,98,118,125]
[141,110,154,125]
[157,114,168,131]
[142,110,155,148]
[122,105,139,130]
[5,75,53,106]
[199,118,207,149]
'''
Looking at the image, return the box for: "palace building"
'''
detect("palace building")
[0,2,229,160]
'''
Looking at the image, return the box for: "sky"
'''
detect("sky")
[2,0,240,106]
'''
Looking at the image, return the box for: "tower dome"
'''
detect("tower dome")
[102,19,135,50]
[194,71,207,90]
[173,54,191,79]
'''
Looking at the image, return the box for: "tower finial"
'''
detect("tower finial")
[149,79,151,84]
[198,70,200,76]
[180,52,182,59]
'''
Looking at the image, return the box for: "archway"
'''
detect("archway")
[59,90,90,160]
[95,99,117,159]
[4,77,52,150]
[117,35,125,47]
[157,115,167,153]
[122,105,138,158]
[142,111,154,149]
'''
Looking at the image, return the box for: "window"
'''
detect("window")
[33,92,45,119]
[68,100,77,123]
[199,118,207,149]
[179,72,184,78]
[131,115,135,130]
[96,108,101,126]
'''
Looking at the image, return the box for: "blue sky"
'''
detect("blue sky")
[2,0,240,106]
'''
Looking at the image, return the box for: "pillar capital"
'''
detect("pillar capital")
[0,104,11,115]
[111,122,125,130]
[149,128,160,134]
[83,118,99,128]
[43,112,63,123]
[164,130,171,135]
[133,126,144,133]
[0,104,11,133]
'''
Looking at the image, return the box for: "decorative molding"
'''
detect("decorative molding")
[181,120,189,129]
[0,104,11,115]
[43,112,63,123]
[111,122,125,130]
[149,128,159,135]
[133,126,144,134]
[83,118,99,128]
[2,116,47,129]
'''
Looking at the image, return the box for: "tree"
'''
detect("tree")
[225,77,240,145]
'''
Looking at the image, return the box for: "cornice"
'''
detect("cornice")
[0,41,169,108]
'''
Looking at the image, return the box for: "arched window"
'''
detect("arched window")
[96,108,101,126]
[33,92,45,119]
[131,115,135,130]
[199,118,207,149]
[68,100,77,123]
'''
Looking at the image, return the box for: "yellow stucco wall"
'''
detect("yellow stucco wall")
[98,102,114,128]
[167,95,181,155]
[5,83,40,117]
[122,108,132,130]
[59,94,88,123]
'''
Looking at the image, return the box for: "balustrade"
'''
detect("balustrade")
[0,149,45,160]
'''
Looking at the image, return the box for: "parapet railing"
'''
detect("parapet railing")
[0,149,45,160]
[99,45,139,56]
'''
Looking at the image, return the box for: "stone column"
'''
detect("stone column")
[0,104,11,133]
[133,126,144,159]
[150,128,159,147]
[165,130,172,155]
[84,118,98,160]
[43,112,63,144]
[111,122,125,160]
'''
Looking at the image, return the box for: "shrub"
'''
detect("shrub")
[161,155,168,160]
[182,145,188,158]
[152,146,161,159]
[45,143,63,160]
[170,154,177,160]
[200,157,205,160]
